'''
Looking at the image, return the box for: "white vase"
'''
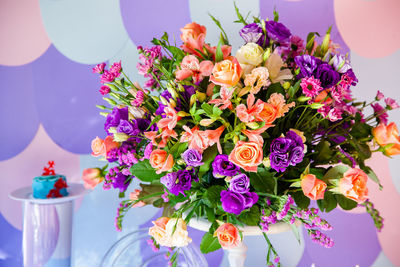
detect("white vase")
[188,216,298,267]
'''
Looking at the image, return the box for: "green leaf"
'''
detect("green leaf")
[168,141,188,157]
[200,232,221,254]
[249,167,276,194]
[335,194,357,210]
[362,166,383,189]
[290,223,301,243]
[239,205,260,226]
[205,206,216,222]
[273,8,279,22]
[306,33,316,54]
[323,165,349,180]
[208,13,229,45]
[316,191,337,212]
[201,103,213,116]
[233,2,248,25]
[130,160,165,182]
[350,122,372,139]
[320,26,332,55]
[288,80,301,98]
[292,191,310,209]
[215,35,224,63]
[167,46,185,61]
[315,141,335,164]
[204,185,225,208]
[199,145,218,176]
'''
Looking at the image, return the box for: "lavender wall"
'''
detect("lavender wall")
[1,0,399,266]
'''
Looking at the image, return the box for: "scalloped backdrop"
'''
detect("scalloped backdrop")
[0,0,399,266]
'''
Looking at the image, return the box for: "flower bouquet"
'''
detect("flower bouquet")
[83,5,399,266]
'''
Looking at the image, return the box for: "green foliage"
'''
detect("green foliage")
[314,141,335,165]
[335,194,357,210]
[199,145,218,176]
[233,2,249,25]
[215,35,224,62]
[208,13,229,45]
[362,166,383,189]
[239,205,261,226]
[204,185,225,208]
[249,167,277,194]
[323,165,349,180]
[317,191,337,212]
[292,191,310,209]
[200,232,221,254]
[130,160,165,182]
[288,80,301,99]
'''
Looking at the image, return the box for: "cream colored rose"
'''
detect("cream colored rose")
[235,43,264,66]
[165,218,192,247]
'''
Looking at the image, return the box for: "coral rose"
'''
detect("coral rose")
[259,103,277,124]
[214,223,241,249]
[339,168,369,203]
[149,217,171,247]
[372,122,400,156]
[180,22,206,57]
[91,136,106,157]
[229,141,263,172]
[149,149,174,174]
[82,168,103,189]
[301,174,327,200]
[210,56,242,87]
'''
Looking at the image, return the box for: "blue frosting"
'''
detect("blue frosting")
[32,175,68,199]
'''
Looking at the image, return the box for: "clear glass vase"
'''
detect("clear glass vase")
[100,228,208,267]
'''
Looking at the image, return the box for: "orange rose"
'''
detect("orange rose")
[129,189,145,208]
[210,56,242,87]
[372,122,400,156]
[149,149,174,174]
[82,168,103,189]
[213,223,241,249]
[91,136,106,157]
[339,168,369,203]
[259,103,277,124]
[104,135,119,158]
[229,141,263,172]
[301,174,327,200]
[180,22,206,57]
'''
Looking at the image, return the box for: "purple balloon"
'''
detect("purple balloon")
[120,0,191,47]
[31,45,105,154]
[0,64,39,160]
[300,209,380,267]
[260,0,349,54]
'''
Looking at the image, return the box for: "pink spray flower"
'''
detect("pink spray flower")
[300,76,322,98]
[385,97,399,110]
[100,70,116,84]
[93,62,106,74]
[372,103,388,125]
[131,91,144,107]
[109,61,122,77]
[376,90,385,100]
[99,85,110,95]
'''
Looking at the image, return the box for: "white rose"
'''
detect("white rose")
[235,43,264,66]
[165,218,192,247]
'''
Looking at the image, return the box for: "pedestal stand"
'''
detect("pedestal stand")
[9,183,88,267]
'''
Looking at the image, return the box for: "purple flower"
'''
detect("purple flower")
[212,154,240,178]
[289,146,304,166]
[331,54,351,74]
[182,149,203,167]
[105,107,129,134]
[243,192,259,209]
[286,131,304,149]
[270,137,292,154]
[112,172,131,192]
[229,174,250,194]
[294,55,320,78]
[143,143,153,159]
[265,20,291,42]
[343,69,358,86]
[100,70,116,84]
[117,120,137,135]
[99,85,110,95]
[269,152,289,172]
[220,190,245,215]
[239,23,268,47]
[160,172,180,195]
[176,169,194,193]
[315,63,340,89]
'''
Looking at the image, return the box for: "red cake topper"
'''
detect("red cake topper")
[42,161,56,176]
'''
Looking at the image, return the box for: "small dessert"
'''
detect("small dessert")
[32,161,69,199]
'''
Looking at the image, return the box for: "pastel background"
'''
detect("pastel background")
[1,0,399,266]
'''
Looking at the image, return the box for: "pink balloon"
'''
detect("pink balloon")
[334,0,400,58]
[366,153,400,266]
[0,125,80,230]
[0,0,51,66]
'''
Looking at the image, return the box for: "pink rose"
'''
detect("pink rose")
[149,149,174,174]
[210,56,242,87]
[213,223,241,249]
[82,168,103,189]
[301,174,327,200]
[91,136,106,157]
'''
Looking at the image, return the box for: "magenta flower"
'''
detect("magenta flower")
[376,90,385,101]
[99,85,110,95]
[110,61,122,77]
[131,91,144,107]
[372,103,388,124]
[300,76,322,97]
[385,97,399,109]
[327,107,343,122]
[100,70,116,84]
[93,62,106,74]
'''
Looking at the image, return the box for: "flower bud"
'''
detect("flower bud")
[262,157,271,168]
[177,111,190,117]
[160,96,169,105]
[196,92,207,102]
[282,81,291,90]
[190,94,197,106]
[113,132,129,142]
[200,119,215,126]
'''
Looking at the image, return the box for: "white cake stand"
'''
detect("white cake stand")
[188,216,299,267]
[9,183,88,267]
